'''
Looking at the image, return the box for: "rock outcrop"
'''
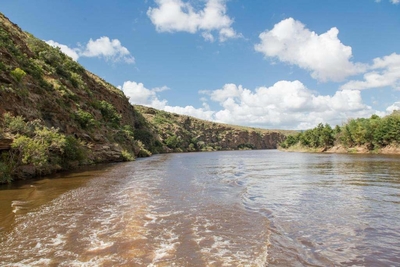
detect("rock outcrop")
[136,106,287,151]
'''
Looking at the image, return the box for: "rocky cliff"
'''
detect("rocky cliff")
[135,106,287,152]
[0,13,287,182]
[0,12,162,181]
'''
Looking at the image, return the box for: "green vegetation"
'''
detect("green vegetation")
[121,149,134,161]
[280,111,400,151]
[0,113,86,182]
[165,135,180,149]
[74,109,97,130]
[10,68,26,82]
[238,143,255,150]
[98,100,121,128]
[134,105,286,153]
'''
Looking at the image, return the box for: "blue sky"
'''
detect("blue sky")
[2,0,400,129]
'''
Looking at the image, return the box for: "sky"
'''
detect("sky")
[1,0,400,129]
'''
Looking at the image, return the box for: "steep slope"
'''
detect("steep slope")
[135,106,288,152]
[0,13,162,181]
[0,13,287,182]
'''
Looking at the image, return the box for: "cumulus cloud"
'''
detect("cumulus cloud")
[81,37,135,63]
[203,81,375,129]
[147,0,241,42]
[119,80,217,120]
[46,40,80,61]
[119,81,168,109]
[164,105,215,120]
[45,37,134,64]
[386,102,400,113]
[340,53,400,91]
[254,18,366,82]
[119,80,378,130]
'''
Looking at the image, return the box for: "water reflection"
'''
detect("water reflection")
[0,151,399,266]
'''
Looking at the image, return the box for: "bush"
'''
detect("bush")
[11,127,66,171]
[10,68,26,82]
[165,135,180,149]
[63,135,85,162]
[134,140,152,157]
[121,149,134,161]
[0,155,13,183]
[98,100,121,128]
[74,109,97,129]
[2,113,28,134]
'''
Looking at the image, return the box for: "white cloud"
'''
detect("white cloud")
[81,37,135,64]
[202,32,215,42]
[120,80,378,130]
[386,102,400,113]
[119,80,214,120]
[164,105,215,120]
[254,18,366,82]
[203,81,375,129]
[340,53,400,91]
[119,81,167,109]
[46,40,80,61]
[147,0,241,42]
[45,37,134,64]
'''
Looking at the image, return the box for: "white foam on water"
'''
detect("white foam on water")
[190,213,271,267]
[57,255,125,267]
[50,233,65,247]
[86,234,114,252]
[11,200,31,213]
[5,258,52,267]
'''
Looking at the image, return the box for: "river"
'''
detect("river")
[0,150,399,266]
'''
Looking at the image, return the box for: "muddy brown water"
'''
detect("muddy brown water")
[0,150,399,266]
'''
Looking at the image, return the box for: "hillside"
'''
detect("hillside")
[0,13,287,182]
[135,105,287,152]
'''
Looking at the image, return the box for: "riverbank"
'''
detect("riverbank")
[280,144,400,155]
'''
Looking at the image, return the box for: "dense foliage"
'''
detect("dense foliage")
[0,113,86,183]
[280,112,400,150]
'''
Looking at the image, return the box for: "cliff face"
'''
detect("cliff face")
[0,13,287,182]
[135,106,287,152]
[0,13,162,180]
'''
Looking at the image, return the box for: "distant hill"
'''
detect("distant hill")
[135,105,288,153]
[0,13,287,182]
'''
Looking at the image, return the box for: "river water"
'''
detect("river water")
[0,150,399,266]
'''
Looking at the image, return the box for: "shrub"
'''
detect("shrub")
[11,127,66,170]
[98,100,121,128]
[121,149,134,161]
[63,135,85,162]
[12,135,48,167]
[2,113,28,134]
[134,140,152,157]
[10,68,26,82]
[165,135,180,149]
[0,155,13,183]
[74,109,97,129]
[69,72,85,89]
